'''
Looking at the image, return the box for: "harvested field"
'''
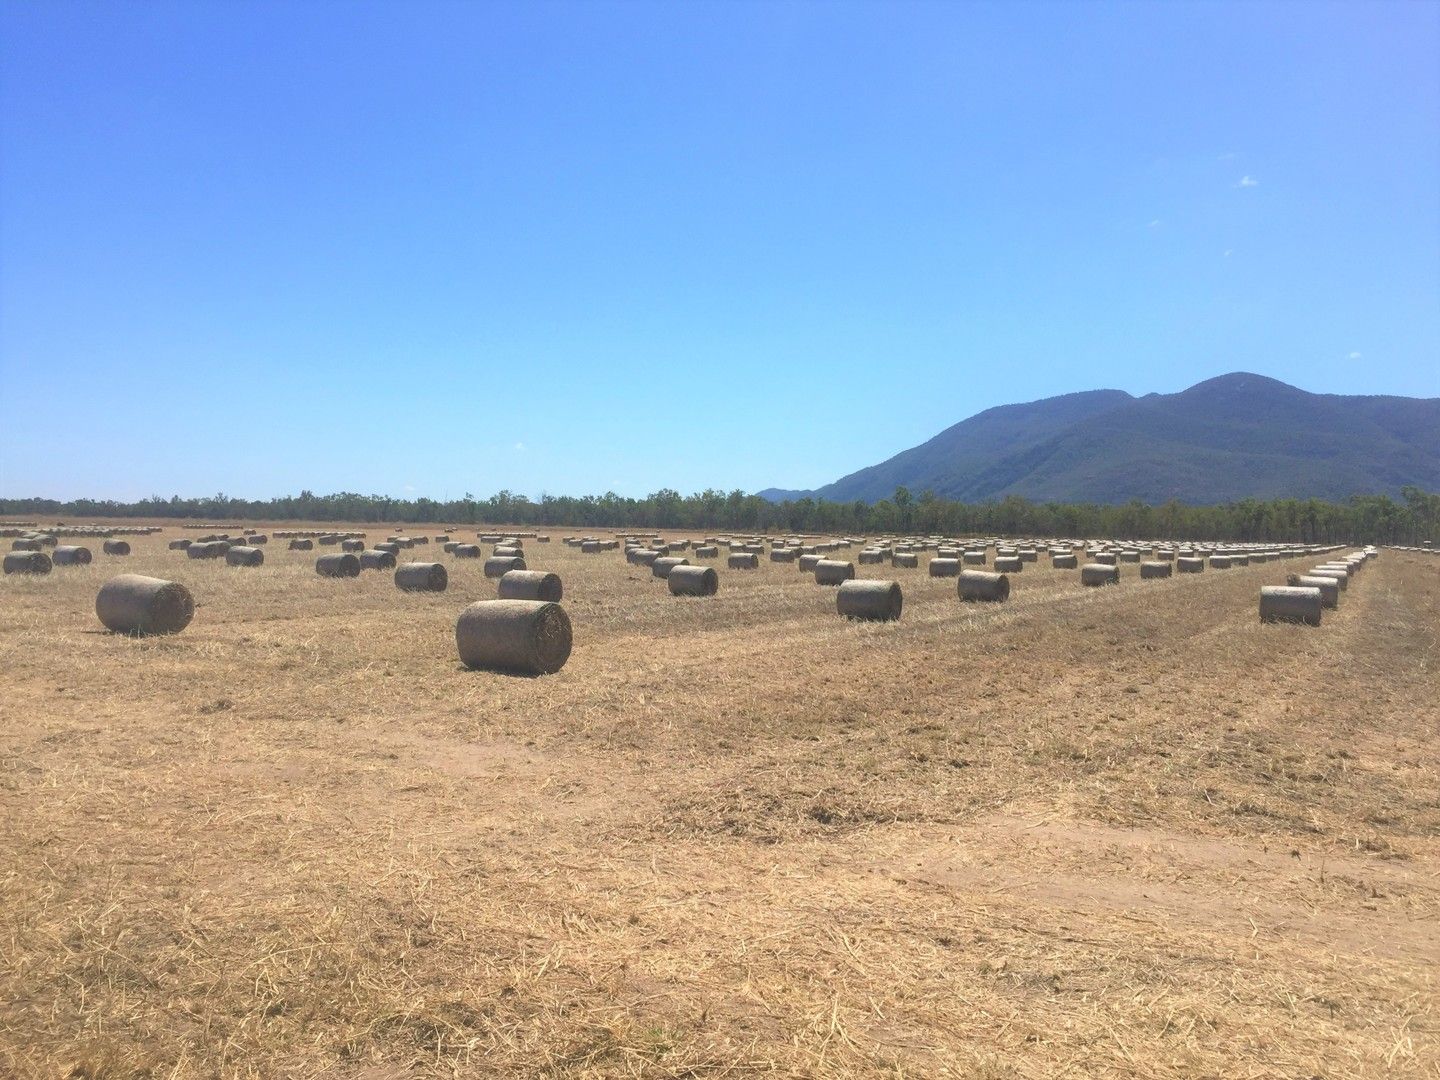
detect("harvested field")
[1,525,1437,1078]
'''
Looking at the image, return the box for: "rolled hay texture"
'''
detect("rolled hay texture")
[245,534,268,545]
[360,549,397,570]
[341,539,365,552]
[452,544,482,559]
[1051,553,1079,569]
[1288,574,1340,609]
[1260,585,1322,626]
[226,546,264,567]
[443,542,458,554]
[727,552,759,570]
[693,545,719,558]
[484,555,526,579]
[1177,557,1205,573]
[1306,567,1349,590]
[958,569,1010,602]
[35,535,57,547]
[836,579,903,622]
[494,545,525,558]
[929,557,961,577]
[1018,549,1039,563]
[993,555,1022,573]
[167,538,192,550]
[668,565,719,596]
[892,552,920,569]
[1081,563,1120,587]
[770,548,797,563]
[498,569,563,602]
[797,554,822,573]
[395,562,448,592]
[858,549,886,565]
[651,556,689,579]
[1119,550,1142,563]
[962,551,987,565]
[1209,555,1233,569]
[289,539,314,551]
[95,574,194,635]
[53,546,93,566]
[814,559,856,585]
[455,599,572,675]
[633,549,661,566]
[315,553,361,578]
[1139,561,1173,579]
[4,551,52,575]
[375,542,402,556]
[1092,552,1118,566]
[580,541,602,554]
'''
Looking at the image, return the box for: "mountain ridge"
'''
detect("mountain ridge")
[759,373,1440,505]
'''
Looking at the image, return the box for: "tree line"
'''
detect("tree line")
[4,486,1437,544]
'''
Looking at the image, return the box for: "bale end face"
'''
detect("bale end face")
[668,564,719,596]
[95,574,195,635]
[4,551,52,575]
[497,569,563,602]
[456,599,573,675]
[395,562,448,592]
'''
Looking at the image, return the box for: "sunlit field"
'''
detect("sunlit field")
[2,523,1436,1078]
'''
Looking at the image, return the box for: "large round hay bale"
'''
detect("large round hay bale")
[289,539,314,551]
[498,569,563,601]
[1260,585,1322,626]
[484,555,526,578]
[1139,561,1172,579]
[651,556,689,579]
[456,599,572,675]
[693,545,719,558]
[360,549,397,570]
[95,574,194,635]
[226,545,264,567]
[244,534,268,545]
[993,555,1022,573]
[4,551,51,575]
[632,548,661,566]
[341,538,365,552]
[494,545,524,558]
[958,569,1010,602]
[452,544,482,558]
[1018,549,1039,563]
[1209,555,1233,569]
[1287,573,1340,608]
[53,546,93,566]
[34,535,57,548]
[1081,563,1120,586]
[858,549,886,565]
[836,579,902,621]
[891,552,919,569]
[167,538,192,551]
[814,559,856,585]
[1176,556,1205,573]
[374,542,402,556]
[727,552,759,570]
[798,554,822,572]
[103,540,131,556]
[1051,553,1078,569]
[395,562,448,592]
[770,548,797,563]
[1306,567,1349,589]
[1092,552,1118,567]
[1118,550,1142,563]
[442,542,459,554]
[316,553,361,578]
[962,551,987,565]
[668,565,719,596]
[929,557,960,577]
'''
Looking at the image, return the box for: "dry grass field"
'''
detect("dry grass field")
[1,525,1436,1078]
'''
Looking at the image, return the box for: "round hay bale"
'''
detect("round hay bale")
[814,559,855,585]
[95,574,194,635]
[651,556,689,579]
[770,548,797,563]
[452,544,482,559]
[225,545,264,567]
[395,562,448,592]
[958,569,1009,602]
[1209,555,1233,569]
[103,540,131,556]
[289,539,314,551]
[891,552,919,569]
[836,579,902,621]
[443,542,459,554]
[993,555,1022,573]
[484,555,526,579]
[1051,553,1078,569]
[693,545,719,558]
[1139,561,1172,579]
[245,534,268,545]
[360,549,397,570]
[375,542,402,556]
[53,546,92,566]
[797,554,822,573]
[727,552,759,570]
[1081,563,1120,587]
[35,535,57,547]
[315,553,361,578]
[455,599,572,675]
[1092,552,1118,566]
[1260,585,1322,626]
[962,551,987,565]
[341,538,365,552]
[1305,567,1348,589]
[1118,550,1142,563]
[498,569,563,601]
[668,565,719,596]
[929,557,961,577]
[1176,557,1205,573]
[435,535,451,543]
[1018,549,1039,563]
[4,551,51,575]
[494,545,525,558]
[858,549,886,565]
[580,540,602,554]
[167,538,192,551]
[1287,573,1340,608]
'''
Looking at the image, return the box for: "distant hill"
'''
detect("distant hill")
[759,373,1440,505]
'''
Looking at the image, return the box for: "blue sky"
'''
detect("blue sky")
[2,0,1437,502]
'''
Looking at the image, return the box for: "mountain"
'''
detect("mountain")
[760,373,1440,505]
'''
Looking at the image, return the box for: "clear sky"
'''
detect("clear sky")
[2,0,1437,502]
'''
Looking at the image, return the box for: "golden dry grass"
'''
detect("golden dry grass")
[1,526,1436,1078]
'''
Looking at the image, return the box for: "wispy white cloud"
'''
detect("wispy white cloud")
[1348,351,1362,360]
[1236,175,1259,188]
[513,442,526,452]
[1147,219,1162,228]
[1224,249,1233,258]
